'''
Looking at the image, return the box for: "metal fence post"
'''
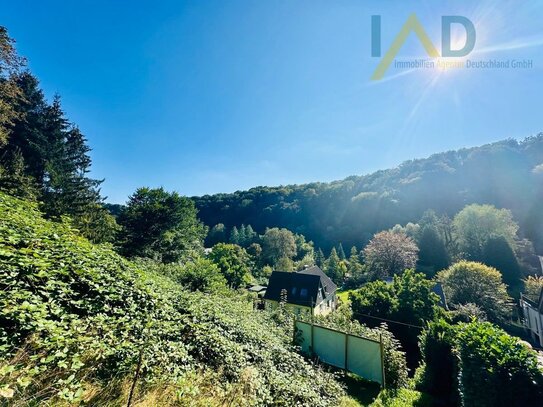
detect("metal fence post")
[379,333,386,389]
[344,332,349,371]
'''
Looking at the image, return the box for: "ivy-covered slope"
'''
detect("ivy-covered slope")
[0,192,344,405]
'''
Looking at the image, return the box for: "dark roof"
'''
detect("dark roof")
[264,266,337,307]
[298,266,338,294]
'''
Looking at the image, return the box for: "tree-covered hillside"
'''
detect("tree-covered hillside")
[194,137,543,252]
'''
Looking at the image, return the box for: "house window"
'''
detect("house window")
[300,288,308,298]
[291,287,297,296]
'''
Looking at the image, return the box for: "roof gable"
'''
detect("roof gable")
[264,266,337,307]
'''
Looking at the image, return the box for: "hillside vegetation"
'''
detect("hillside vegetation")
[194,137,543,252]
[0,192,345,406]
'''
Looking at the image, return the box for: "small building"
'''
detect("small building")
[263,266,338,316]
[247,284,267,298]
[520,289,543,347]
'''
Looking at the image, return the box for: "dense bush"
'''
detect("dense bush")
[415,319,459,405]
[438,261,511,322]
[134,257,228,293]
[416,319,543,407]
[0,193,345,405]
[456,321,543,407]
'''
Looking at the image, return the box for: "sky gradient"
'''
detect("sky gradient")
[3,0,543,203]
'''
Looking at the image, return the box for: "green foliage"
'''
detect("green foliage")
[0,26,25,147]
[208,243,252,288]
[72,203,120,244]
[293,232,315,267]
[344,246,367,288]
[193,137,543,253]
[229,225,240,244]
[456,321,543,406]
[324,247,346,285]
[136,257,227,293]
[350,281,397,318]
[417,319,543,407]
[117,187,207,263]
[523,275,543,302]
[350,270,438,329]
[315,248,325,267]
[415,319,459,405]
[363,231,419,278]
[207,223,226,246]
[260,227,297,268]
[350,270,440,367]
[453,204,519,260]
[482,235,521,287]
[0,192,345,405]
[437,261,511,322]
[337,243,346,260]
[0,27,116,244]
[370,388,433,407]
[417,226,449,276]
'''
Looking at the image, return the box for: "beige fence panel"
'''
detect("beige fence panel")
[313,325,346,369]
[294,320,384,386]
[346,334,383,385]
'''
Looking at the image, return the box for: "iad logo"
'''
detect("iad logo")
[371,14,476,80]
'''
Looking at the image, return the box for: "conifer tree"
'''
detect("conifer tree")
[238,224,247,246]
[325,248,344,285]
[337,243,346,260]
[229,226,240,245]
[315,248,325,268]
[245,224,257,245]
[418,226,449,276]
[482,236,521,287]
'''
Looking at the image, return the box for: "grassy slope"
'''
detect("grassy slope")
[0,192,347,406]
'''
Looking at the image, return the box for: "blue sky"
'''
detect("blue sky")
[3,0,543,203]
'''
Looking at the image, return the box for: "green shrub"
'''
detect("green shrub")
[0,192,345,405]
[370,388,433,407]
[437,261,511,322]
[135,257,228,293]
[456,321,543,407]
[416,318,543,407]
[415,319,459,405]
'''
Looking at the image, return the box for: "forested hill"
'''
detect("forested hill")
[193,136,543,252]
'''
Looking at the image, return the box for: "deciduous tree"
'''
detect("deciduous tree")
[209,243,252,288]
[261,227,296,268]
[363,230,419,278]
[453,204,518,260]
[437,261,511,322]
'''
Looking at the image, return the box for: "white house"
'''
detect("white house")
[263,266,338,316]
[520,289,543,347]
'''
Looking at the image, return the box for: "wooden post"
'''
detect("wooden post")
[127,348,143,407]
[344,332,349,371]
[379,334,386,389]
[310,297,315,355]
